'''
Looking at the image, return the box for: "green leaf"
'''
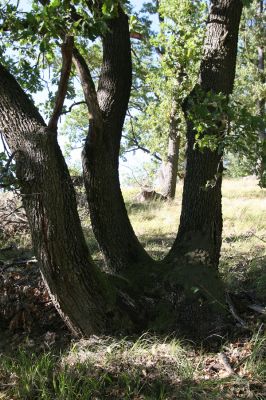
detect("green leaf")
[49,0,61,8]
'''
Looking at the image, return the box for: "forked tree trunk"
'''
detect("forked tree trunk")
[0,63,108,336]
[0,0,244,340]
[81,8,151,272]
[168,0,243,266]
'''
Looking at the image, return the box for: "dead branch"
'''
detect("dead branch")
[225,291,248,328]
[60,101,87,115]
[218,352,236,376]
[247,304,266,315]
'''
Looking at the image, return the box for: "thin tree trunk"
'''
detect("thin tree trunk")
[162,98,181,200]
[168,0,243,267]
[257,0,265,187]
[258,0,265,126]
[0,63,108,337]
[81,8,151,272]
[157,2,180,200]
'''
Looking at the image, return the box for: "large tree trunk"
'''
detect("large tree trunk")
[168,0,243,267]
[81,8,151,272]
[0,63,109,337]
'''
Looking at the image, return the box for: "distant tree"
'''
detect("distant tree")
[123,0,206,199]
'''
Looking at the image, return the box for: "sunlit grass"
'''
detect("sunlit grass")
[122,177,266,263]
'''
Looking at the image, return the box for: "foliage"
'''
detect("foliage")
[125,0,266,186]
[224,152,256,177]
[123,0,206,169]
[0,0,264,187]
[0,0,121,116]
[55,0,206,180]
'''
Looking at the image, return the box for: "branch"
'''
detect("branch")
[225,291,247,328]
[0,132,11,156]
[129,140,162,162]
[72,47,102,126]
[120,164,144,188]
[125,112,162,162]
[247,304,266,315]
[0,151,19,186]
[130,32,144,40]
[48,36,74,131]
[61,101,87,115]
[218,353,236,376]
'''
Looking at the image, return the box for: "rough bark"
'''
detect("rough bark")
[81,7,151,272]
[0,63,108,337]
[168,0,243,266]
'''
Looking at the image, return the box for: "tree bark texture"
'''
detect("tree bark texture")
[168,0,243,266]
[0,63,108,337]
[82,7,151,272]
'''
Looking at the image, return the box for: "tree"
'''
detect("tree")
[0,0,243,339]
[167,0,243,267]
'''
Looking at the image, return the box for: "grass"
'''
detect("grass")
[0,176,265,399]
[0,332,265,399]
[123,177,266,270]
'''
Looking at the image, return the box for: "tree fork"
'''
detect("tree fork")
[78,6,152,272]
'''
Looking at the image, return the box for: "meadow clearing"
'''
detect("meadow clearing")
[0,176,265,399]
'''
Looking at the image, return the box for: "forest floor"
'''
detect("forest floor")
[0,176,265,399]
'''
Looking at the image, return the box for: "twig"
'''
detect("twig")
[225,291,247,328]
[0,205,24,221]
[60,101,87,115]
[218,352,236,376]
[120,164,143,188]
[251,233,266,244]
[247,304,266,315]
[3,219,27,227]
[0,132,11,156]
[126,112,162,162]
